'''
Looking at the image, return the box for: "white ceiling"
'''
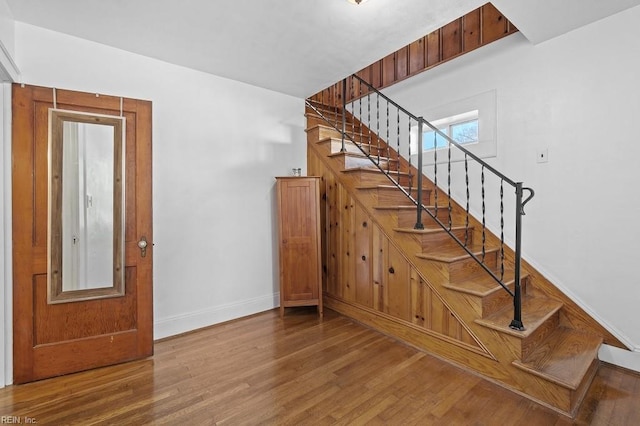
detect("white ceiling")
[6,0,640,98]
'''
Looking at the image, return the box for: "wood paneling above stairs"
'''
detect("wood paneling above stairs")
[305,106,624,418]
[309,3,519,106]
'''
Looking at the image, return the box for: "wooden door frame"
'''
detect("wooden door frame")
[11,84,153,384]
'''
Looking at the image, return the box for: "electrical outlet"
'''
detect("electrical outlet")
[537,148,548,163]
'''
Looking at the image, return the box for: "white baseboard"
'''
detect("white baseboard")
[154,293,279,340]
[599,344,640,373]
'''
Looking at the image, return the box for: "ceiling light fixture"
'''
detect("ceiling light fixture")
[347,0,369,4]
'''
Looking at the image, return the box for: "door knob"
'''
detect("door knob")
[138,236,148,257]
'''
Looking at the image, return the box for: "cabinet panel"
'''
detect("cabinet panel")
[354,204,373,307]
[372,224,387,312]
[276,177,322,316]
[326,174,340,297]
[340,186,356,302]
[387,243,410,321]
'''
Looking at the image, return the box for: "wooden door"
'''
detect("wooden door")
[12,84,153,384]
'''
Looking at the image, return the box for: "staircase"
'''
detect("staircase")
[304,93,622,417]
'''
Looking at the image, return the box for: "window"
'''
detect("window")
[410,90,496,163]
[422,110,479,150]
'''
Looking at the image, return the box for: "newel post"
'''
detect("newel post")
[509,182,525,331]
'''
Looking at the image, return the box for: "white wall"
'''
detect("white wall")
[383,6,640,350]
[0,0,18,81]
[11,23,306,367]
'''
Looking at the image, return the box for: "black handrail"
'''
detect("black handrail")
[306,74,534,330]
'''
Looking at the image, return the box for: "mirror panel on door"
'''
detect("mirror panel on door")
[48,109,126,303]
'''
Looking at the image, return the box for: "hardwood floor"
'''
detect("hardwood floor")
[1,308,638,425]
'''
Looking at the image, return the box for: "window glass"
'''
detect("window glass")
[451,119,479,143]
[422,128,448,150]
[421,113,479,151]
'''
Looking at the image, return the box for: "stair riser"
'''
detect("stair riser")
[377,189,431,207]
[570,359,600,417]
[345,170,412,186]
[480,278,526,318]
[346,132,378,146]
[317,137,388,156]
[306,114,362,131]
[307,126,341,142]
[397,206,451,227]
[417,228,472,251]
[498,312,559,362]
[306,114,333,129]
[521,311,560,361]
[448,251,499,282]
[344,156,399,171]
[330,141,369,155]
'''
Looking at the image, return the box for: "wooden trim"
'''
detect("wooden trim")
[312,3,518,103]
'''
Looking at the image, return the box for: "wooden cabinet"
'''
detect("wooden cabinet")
[276,177,323,317]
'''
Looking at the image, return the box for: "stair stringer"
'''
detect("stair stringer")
[306,127,601,417]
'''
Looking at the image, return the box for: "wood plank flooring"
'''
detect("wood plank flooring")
[0,308,638,425]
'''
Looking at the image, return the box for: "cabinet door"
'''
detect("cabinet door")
[278,178,320,301]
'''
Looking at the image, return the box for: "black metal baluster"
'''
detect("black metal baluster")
[408,117,413,193]
[376,94,380,165]
[447,136,452,231]
[334,84,338,126]
[433,131,438,219]
[367,92,371,148]
[386,100,390,172]
[350,77,355,141]
[481,165,486,262]
[359,77,363,150]
[500,179,505,281]
[464,154,470,246]
[397,107,401,183]
[341,79,346,152]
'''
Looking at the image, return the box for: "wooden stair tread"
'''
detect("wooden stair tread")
[342,167,411,177]
[316,136,369,146]
[475,296,563,338]
[356,184,430,192]
[394,225,468,235]
[444,269,527,297]
[373,205,443,211]
[416,244,497,262]
[512,327,603,389]
[328,152,397,162]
